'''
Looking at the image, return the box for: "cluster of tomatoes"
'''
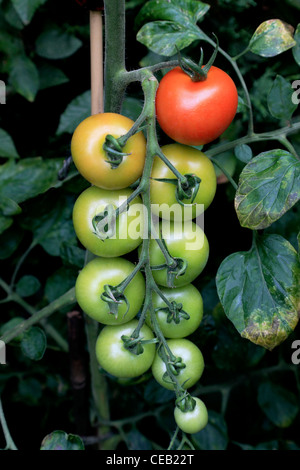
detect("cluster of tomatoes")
[70,63,238,435]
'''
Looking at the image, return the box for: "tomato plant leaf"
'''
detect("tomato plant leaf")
[191,410,228,450]
[136,0,209,55]
[0,128,19,159]
[0,215,13,236]
[11,0,47,25]
[40,430,85,450]
[216,233,300,351]
[257,382,299,428]
[36,25,82,60]
[16,275,41,298]
[267,75,298,121]
[38,63,69,90]
[20,194,76,257]
[0,158,64,204]
[293,23,300,66]
[20,326,47,361]
[234,144,253,163]
[56,90,91,135]
[8,54,39,102]
[136,0,210,28]
[249,19,296,57]
[234,150,300,230]
[137,20,203,57]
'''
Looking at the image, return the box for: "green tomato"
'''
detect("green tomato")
[151,338,205,390]
[95,319,156,378]
[73,186,145,257]
[75,257,145,325]
[174,397,208,434]
[146,219,209,287]
[146,284,203,338]
[150,144,217,221]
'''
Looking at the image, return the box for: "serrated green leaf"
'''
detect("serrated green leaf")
[9,54,39,102]
[40,430,84,450]
[136,0,210,28]
[0,157,64,204]
[292,24,300,66]
[235,150,300,230]
[257,382,299,428]
[21,326,47,360]
[16,275,41,297]
[0,128,19,159]
[234,144,253,163]
[267,75,298,120]
[36,26,82,60]
[56,90,91,135]
[11,0,48,25]
[216,233,300,350]
[249,19,296,57]
[137,20,203,56]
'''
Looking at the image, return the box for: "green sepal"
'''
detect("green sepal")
[155,301,190,324]
[92,203,116,240]
[103,134,131,169]
[175,393,196,412]
[100,284,130,319]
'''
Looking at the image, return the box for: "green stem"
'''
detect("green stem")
[206,120,300,159]
[210,156,238,190]
[0,398,17,450]
[103,0,127,113]
[0,284,76,345]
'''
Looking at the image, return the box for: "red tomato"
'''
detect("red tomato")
[155,66,238,146]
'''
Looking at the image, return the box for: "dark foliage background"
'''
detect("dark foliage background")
[0,0,299,451]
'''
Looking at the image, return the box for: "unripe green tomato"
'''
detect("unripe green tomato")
[150,144,217,221]
[73,186,145,258]
[95,320,156,378]
[145,284,203,338]
[151,338,204,390]
[146,219,209,288]
[75,257,145,325]
[174,397,208,434]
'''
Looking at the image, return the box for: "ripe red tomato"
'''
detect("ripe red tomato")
[71,113,146,189]
[155,66,238,146]
[150,143,217,220]
[73,186,145,257]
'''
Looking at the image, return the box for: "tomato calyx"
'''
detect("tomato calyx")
[175,392,196,413]
[103,134,131,169]
[101,284,130,319]
[176,34,219,82]
[92,204,117,240]
[151,173,201,207]
[155,301,190,325]
[160,353,186,382]
[121,333,158,356]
